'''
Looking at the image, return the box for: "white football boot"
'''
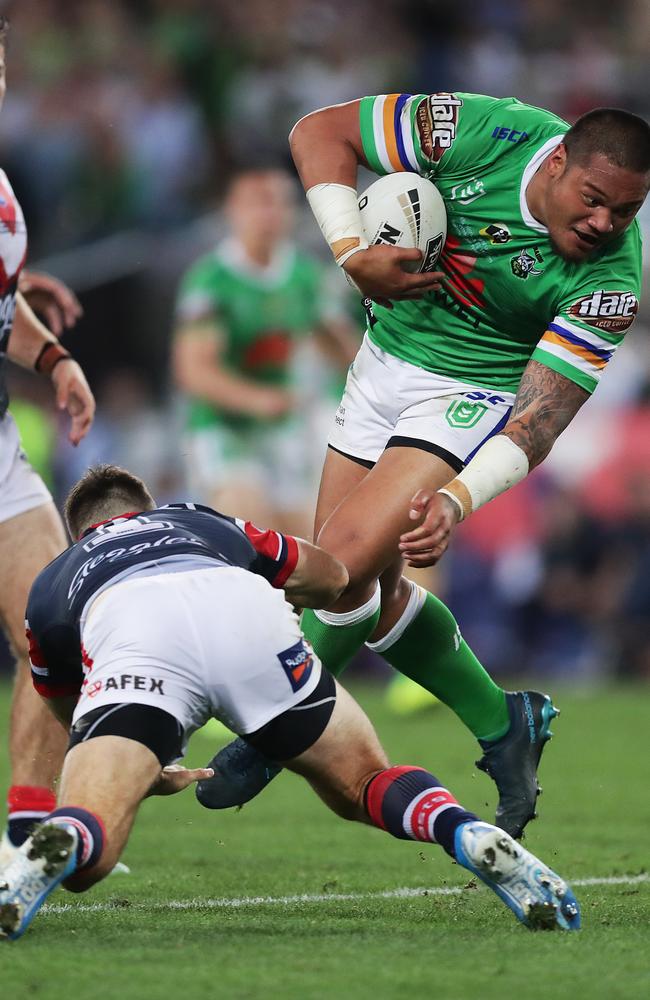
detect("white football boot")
[0,833,17,868]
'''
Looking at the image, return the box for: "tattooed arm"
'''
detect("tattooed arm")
[501,360,589,468]
[398,361,590,567]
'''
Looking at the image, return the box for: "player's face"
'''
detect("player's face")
[544,148,648,262]
[227,173,295,245]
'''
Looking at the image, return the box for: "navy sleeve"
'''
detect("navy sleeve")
[26,621,83,699]
[26,576,83,699]
[238,521,299,587]
[160,503,300,586]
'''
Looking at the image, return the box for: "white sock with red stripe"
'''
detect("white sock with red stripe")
[6,785,57,847]
[364,766,478,857]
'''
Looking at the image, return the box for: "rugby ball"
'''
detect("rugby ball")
[358,172,446,272]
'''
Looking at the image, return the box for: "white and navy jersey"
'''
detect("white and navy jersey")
[26,503,299,698]
[0,169,28,416]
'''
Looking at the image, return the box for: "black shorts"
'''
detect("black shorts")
[68,703,184,766]
[243,667,337,761]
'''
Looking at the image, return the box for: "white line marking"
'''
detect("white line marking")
[43,873,648,916]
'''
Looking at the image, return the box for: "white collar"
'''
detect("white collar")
[520,134,566,234]
[216,237,295,284]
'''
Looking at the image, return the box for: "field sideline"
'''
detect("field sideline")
[1,681,648,999]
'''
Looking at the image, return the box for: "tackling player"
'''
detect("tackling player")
[0,465,579,939]
[209,93,649,836]
[0,17,95,864]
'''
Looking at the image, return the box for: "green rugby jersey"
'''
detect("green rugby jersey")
[176,238,327,430]
[358,92,642,393]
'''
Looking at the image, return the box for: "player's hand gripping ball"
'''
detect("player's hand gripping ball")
[358,172,447,272]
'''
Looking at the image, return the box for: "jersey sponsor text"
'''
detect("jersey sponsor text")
[568,290,638,332]
[416,94,462,162]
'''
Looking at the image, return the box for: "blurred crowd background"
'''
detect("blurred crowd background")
[2,0,650,685]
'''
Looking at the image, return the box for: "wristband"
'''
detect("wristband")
[437,435,529,521]
[34,341,71,375]
[306,183,368,267]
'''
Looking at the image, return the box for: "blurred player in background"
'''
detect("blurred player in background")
[210,92,649,838]
[172,168,358,538]
[0,465,579,939]
[0,16,95,864]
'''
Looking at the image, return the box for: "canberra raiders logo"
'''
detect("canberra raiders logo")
[510,247,544,279]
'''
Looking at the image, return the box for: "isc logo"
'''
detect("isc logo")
[491,126,528,143]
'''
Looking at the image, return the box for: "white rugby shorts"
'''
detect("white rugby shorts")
[184,417,314,510]
[0,411,52,523]
[328,335,515,471]
[76,566,321,747]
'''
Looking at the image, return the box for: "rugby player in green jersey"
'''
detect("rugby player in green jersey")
[173,168,357,538]
[198,94,649,838]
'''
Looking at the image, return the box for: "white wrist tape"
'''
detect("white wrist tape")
[306,183,368,267]
[437,435,529,521]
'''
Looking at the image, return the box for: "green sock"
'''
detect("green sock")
[371,587,509,741]
[302,588,381,677]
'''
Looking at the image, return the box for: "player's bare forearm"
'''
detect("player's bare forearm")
[173,326,293,419]
[284,539,349,608]
[18,269,83,336]
[500,360,589,469]
[9,292,94,443]
[180,359,291,418]
[291,101,444,305]
[6,292,58,368]
[289,100,366,190]
[314,320,360,369]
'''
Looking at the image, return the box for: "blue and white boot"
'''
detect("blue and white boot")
[0,823,77,940]
[0,832,17,868]
[454,821,581,931]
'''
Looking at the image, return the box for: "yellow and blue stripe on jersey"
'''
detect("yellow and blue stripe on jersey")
[532,318,619,393]
[360,94,429,175]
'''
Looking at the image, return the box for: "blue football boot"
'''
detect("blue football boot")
[455,820,581,931]
[0,823,77,941]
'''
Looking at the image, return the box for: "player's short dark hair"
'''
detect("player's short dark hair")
[0,16,9,44]
[564,108,650,174]
[64,464,156,539]
[226,168,293,198]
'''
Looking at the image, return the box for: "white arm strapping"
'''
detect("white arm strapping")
[438,435,529,521]
[306,183,368,267]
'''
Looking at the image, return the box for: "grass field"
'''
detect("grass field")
[0,680,648,999]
